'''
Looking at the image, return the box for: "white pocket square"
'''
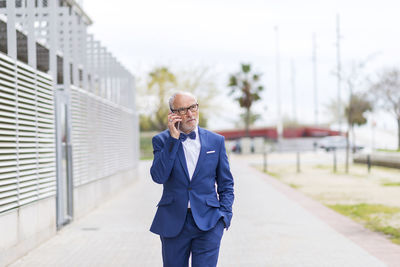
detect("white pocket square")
[206,150,215,154]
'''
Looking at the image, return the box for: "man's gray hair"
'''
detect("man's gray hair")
[168,91,197,110]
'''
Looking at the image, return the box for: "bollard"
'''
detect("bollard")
[333,148,337,173]
[367,154,371,173]
[263,151,267,173]
[296,151,300,173]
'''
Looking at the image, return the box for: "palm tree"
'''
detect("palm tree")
[228,64,264,136]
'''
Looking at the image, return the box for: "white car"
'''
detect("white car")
[318,136,363,152]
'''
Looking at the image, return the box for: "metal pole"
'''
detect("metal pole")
[275,26,282,141]
[263,150,267,173]
[367,154,371,173]
[62,9,71,90]
[6,0,17,59]
[94,41,101,95]
[291,59,296,122]
[71,11,79,87]
[49,0,58,81]
[333,148,337,173]
[87,34,95,92]
[312,33,318,126]
[345,61,355,174]
[336,14,342,132]
[27,0,37,68]
[296,151,300,173]
[345,133,349,173]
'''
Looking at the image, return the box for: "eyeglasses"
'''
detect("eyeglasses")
[171,103,199,115]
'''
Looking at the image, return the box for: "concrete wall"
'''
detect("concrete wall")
[0,167,138,267]
[353,152,400,169]
[253,137,265,154]
[0,197,56,267]
[240,137,252,154]
[73,168,138,219]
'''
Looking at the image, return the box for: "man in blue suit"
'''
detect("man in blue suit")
[150,92,234,267]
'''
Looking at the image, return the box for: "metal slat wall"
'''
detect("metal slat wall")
[35,68,56,199]
[0,53,19,213]
[70,86,135,187]
[0,52,56,213]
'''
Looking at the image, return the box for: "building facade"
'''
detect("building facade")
[0,1,138,265]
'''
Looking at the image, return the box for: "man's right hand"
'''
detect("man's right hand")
[168,112,182,139]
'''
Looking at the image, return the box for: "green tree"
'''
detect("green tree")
[234,111,261,129]
[282,115,302,128]
[370,68,400,150]
[340,58,372,173]
[147,67,177,131]
[323,98,346,125]
[138,66,218,131]
[139,114,153,132]
[228,63,264,136]
[345,93,373,151]
[175,67,219,128]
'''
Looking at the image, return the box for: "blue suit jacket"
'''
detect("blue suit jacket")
[150,127,234,238]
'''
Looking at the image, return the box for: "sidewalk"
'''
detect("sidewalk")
[9,156,400,267]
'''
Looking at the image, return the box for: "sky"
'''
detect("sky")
[82,0,400,133]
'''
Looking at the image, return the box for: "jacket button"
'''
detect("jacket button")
[188,187,192,191]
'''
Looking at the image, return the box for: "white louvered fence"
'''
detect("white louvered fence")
[0,0,138,217]
[70,85,136,187]
[0,52,56,213]
[0,1,138,265]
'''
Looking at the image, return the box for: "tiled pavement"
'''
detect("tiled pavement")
[9,156,400,267]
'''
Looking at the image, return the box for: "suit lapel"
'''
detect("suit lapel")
[177,143,190,182]
[191,127,207,180]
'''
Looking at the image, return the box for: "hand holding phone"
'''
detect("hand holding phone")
[168,112,182,139]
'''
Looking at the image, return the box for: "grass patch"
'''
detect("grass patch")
[346,172,369,178]
[328,203,400,244]
[140,156,153,161]
[289,183,301,189]
[252,165,282,179]
[314,164,330,170]
[329,203,400,218]
[265,171,281,179]
[381,182,400,187]
[140,134,153,153]
[377,149,400,153]
[140,132,155,160]
[374,226,400,244]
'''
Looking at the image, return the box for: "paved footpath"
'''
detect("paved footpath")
[9,156,400,267]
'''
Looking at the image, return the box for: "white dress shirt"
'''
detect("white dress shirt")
[181,127,201,207]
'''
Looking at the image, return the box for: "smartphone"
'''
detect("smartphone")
[170,109,180,131]
[175,121,180,131]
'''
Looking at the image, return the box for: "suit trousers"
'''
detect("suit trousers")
[160,210,225,267]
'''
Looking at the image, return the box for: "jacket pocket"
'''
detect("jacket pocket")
[157,195,174,207]
[206,198,220,208]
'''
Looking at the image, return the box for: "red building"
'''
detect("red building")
[216,127,341,140]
